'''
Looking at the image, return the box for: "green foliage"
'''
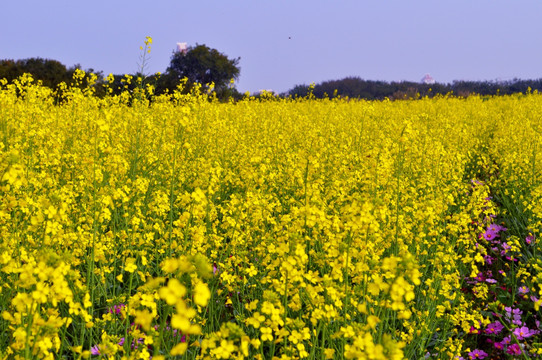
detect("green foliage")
[0,58,105,98]
[287,76,542,100]
[166,44,240,92]
[0,58,70,88]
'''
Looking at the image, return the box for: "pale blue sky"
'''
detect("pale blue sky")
[2,1,541,93]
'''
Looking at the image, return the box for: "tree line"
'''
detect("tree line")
[286,76,542,100]
[2,48,542,101]
[0,44,242,100]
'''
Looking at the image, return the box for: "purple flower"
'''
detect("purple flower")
[487,224,497,231]
[483,230,497,241]
[483,255,494,264]
[518,285,529,295]
[513,326,534,340]
[485,278,497,284]
[506,343,522,355]
[468,349,488,359]
[108,303,126,315]
[501,242,511,255]
[526,235,534,244]
[487,224,505,233]
[504,307,524,325]
[91,345,100,355]
[485,321,504,334]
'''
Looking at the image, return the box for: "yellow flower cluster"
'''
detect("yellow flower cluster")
[1,72,541,359]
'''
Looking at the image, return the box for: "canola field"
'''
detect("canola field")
[1,73,542,360]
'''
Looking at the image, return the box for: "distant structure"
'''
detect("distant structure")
[421,74,435,84]
[177,42,188,54]
[254,89,276,96]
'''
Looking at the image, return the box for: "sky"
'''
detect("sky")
[2,1,542,94]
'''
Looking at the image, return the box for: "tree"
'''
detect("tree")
[0,58,105,97]
[166,44,240,92]
[0,58,71,88]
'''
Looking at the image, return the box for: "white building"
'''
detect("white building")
[421,74,435,84]
[177,42,188,54]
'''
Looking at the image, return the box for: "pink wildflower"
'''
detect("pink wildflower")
[506,343,522,355]
[485,321,504,334]
[91,345,100,355]
[513,326,534,340]
[468,349,488,359]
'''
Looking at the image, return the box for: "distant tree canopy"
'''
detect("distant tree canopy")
[4,55,542,102]
[0,58,102,90]
[287,76,542,100]
[0,58,70,88]
[85,44,243,101]
[165,44,240,93]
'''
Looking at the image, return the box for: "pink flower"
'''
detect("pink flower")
[108,303,126,315]
[483,230,497,241]
[506,343,522,355]
[487,224,497,231]
[485,321,504,334]
[513,326,534,340]
[468,349,488,359]
[501,242,511,255]
[91,345,100,355]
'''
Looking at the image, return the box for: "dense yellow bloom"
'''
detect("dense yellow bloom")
[260,327,273,341]
[124,258,138,273]
[159,278,186,305]
[134,309,153,331]
[2,75,542,359]
[170,342,188,356]
[193,281,211,306]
